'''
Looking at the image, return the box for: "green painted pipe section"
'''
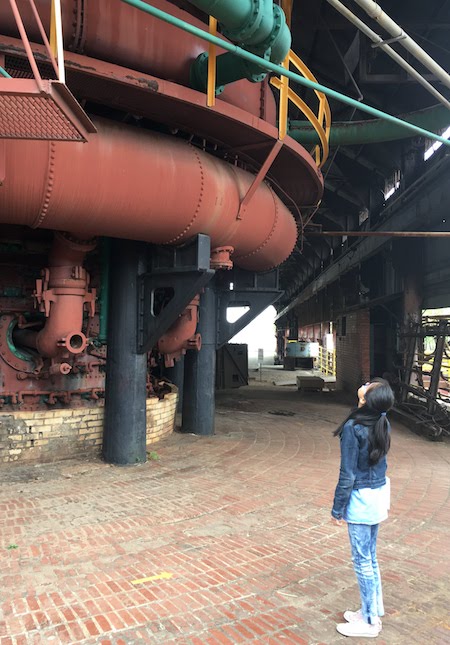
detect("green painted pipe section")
[98,237,110,343]
[289,105,450,146]
[190,51,265,93]
[186,0,255,32]
[120,0,450,148]
[188,0,290,91]
[0,66,11,78]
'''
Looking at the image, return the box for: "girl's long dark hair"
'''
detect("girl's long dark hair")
[334,378,395,465]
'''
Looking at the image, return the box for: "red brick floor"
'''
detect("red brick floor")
[0,384,449,644]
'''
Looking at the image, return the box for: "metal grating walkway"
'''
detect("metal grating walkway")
[0,79,96,141]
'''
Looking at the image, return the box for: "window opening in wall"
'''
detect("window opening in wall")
[420,308,450,396]
[424,124,450,161]
[341,316,346,337]
[384,169,401,200]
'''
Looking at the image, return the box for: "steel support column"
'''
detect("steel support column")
[103,239,148,465]
[182,286,217,436]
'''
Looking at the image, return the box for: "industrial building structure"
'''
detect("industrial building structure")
[1,0,450,464]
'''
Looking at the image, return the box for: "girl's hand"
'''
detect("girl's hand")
[331,517,344,526]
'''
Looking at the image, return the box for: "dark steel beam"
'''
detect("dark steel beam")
[103,239,148,465]
[307,231,450,237]
[137,235,214,354]
[216,269,281,347]
[181,286,217,436]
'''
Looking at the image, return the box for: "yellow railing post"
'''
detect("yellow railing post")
[279,56,289,140]
[207,16,217,107]
[50,0,57,57]
[49,0,65,83]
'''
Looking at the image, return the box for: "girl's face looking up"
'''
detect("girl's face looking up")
[357,382,375,408]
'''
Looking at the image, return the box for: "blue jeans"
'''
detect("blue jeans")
[347,523,384,624]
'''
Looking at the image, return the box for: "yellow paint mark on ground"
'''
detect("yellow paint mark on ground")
[131,572,173,585]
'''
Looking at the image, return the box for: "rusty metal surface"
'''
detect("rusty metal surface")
[0,78,95,140]
[32,233,96,362]
[0,38,322,207]
[0,117,299,271]
[0,0,275,122]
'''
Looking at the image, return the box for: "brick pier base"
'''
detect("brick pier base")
[0,386,178,463]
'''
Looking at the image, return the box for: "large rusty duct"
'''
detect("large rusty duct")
[0,118,298,271]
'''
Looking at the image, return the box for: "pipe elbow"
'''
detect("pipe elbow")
[157,299,200,357]
[36,329,88,358]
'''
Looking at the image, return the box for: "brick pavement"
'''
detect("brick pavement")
[0,384,449,644]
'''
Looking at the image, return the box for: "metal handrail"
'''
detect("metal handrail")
[271,49,331,167]
[317,346,336,376]
[7,0,65,88]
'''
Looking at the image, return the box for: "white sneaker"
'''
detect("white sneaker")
[344,610,382,629]
[343,609,363,623]
[336,620,382,638]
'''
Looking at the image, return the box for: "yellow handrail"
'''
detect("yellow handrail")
[271,49,331,167]
[317,346,336,376]
[49,0,65,83]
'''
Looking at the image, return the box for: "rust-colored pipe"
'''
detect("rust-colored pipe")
[157,297,201,367]
[23,233,96,361]
[0,118,298,271]
[0,0,276,123]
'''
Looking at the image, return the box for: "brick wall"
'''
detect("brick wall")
[0,387,178,464]
[336,309,370,393]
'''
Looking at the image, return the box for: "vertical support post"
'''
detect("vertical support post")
[207,16,217,107]
[279,55,289,140]
[427,323,446,414]
[52,0,65,83]
[103,239,148,465]
[182,286,216,435]
[164,356,185,414]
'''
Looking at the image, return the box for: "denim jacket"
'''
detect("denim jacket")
[331,420,387,520]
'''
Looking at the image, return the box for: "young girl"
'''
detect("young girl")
[331,378,394,638]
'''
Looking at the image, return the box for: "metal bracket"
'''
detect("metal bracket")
[137,234,215,354]
[371,34,407,48]
[237,139,283,220]
[216,268,282,348]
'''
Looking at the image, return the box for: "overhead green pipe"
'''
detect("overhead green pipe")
[185,0,265,35]
[289,105,450,146]
[120,0,450,148]
[190,51,266,93]
[188,0,291,93]
[0,66,11,78]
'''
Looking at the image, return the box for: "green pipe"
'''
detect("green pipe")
[120,0,450,148]
[0,66,11,78]
[188,0,290,92]
[289,105,450,146]
[190,51,266,93]
[186,0,256,32]
[98,237,110,343]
